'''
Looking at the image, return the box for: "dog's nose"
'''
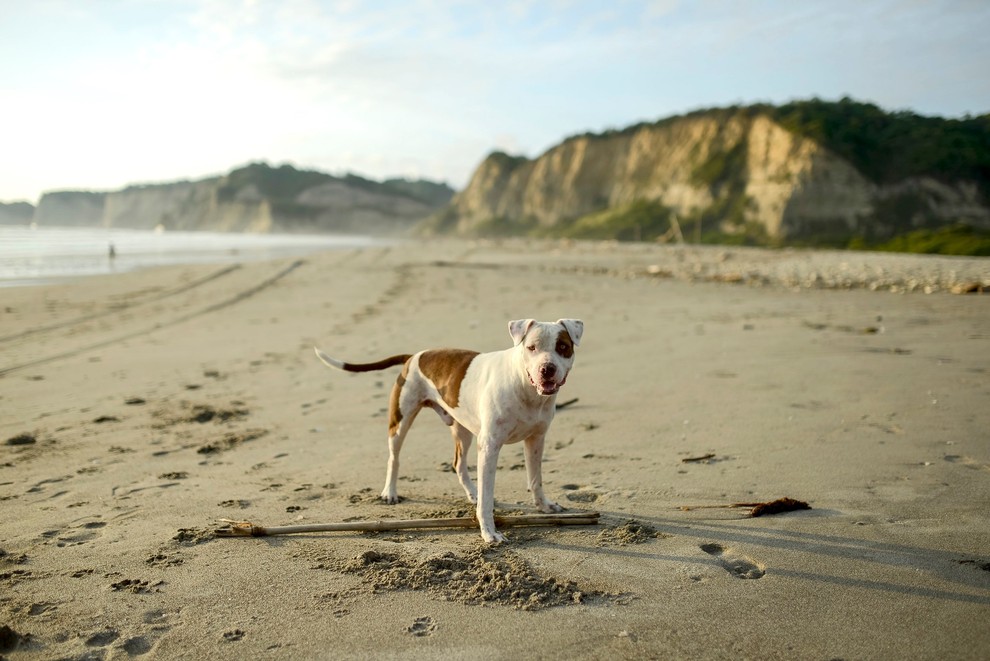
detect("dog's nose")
[539,363,556,379]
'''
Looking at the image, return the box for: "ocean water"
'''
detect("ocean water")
[0,226,385,287]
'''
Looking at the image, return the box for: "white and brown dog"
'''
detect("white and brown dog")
[315,318,583,543]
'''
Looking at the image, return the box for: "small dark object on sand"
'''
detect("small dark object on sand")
[555,397,579,410]
[5,433,36,446]
[748,497,811,517]
[680,497,811,517]
[682,453,716,463]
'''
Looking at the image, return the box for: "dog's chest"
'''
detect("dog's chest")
[491,405,553,444]
[447,353,554,440]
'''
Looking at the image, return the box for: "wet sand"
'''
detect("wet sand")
[1,239,989,660]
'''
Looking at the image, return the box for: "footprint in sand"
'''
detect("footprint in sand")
[561,484,600,503]
[944,455,990,472]
[146,551,184,568]
[28,602,58,616]
[116,612,174,657]
[407,617,437,637]
[121,635,155,655]
[700,543,765,579]
[26,475,73,495]
[84,628,120,648]
[44,521,106,547]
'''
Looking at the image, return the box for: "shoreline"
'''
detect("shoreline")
[0,225,388,288]
[1,239,988,659]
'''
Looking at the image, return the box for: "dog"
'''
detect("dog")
[315,318,583,543]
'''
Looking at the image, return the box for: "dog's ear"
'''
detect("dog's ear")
[557,319,584,347]
[508,319,536,345]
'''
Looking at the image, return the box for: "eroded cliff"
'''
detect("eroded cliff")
[429,105,989,246]
[32,163,453,234]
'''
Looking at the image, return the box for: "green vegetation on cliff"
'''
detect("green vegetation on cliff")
[383,178,456,207]
[215,162,453,206]
[0,201,35,225]
[769,98,990,194]
[851,224,990,256]
[554,200,672,241]
[578,98,990,196]
[216,163,330,202]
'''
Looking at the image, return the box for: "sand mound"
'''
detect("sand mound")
[597,520,667,546]
[331,546,613,611]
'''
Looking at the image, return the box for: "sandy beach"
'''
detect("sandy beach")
[2,239,989,660]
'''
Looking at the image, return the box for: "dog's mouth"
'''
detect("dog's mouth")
[529,373,564,396]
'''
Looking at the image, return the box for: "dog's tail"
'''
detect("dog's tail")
[314,347,412,373]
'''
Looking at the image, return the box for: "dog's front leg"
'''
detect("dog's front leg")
[475,433,506,544]
[524,434,563,513]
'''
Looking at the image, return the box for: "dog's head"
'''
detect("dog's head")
[509,318,584,397]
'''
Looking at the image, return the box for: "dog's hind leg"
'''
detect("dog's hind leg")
[382,374,421,504]
[450,422,478,504]
[382,413,418,504]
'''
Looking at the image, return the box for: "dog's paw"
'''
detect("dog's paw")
[458,483,478,505]
[538,500,564,514]
[380,490,400,505]
[480,529,507,545]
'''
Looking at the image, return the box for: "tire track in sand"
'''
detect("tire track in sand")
[0,264,242,344]
[0,260,304,377]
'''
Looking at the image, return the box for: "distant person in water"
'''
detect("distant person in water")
[108,242,116,261]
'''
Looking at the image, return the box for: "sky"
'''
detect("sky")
[1,0,989,203]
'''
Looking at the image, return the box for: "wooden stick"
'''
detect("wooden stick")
[216,511,601,537]
[678,501,797,511]
[681,453,716,463]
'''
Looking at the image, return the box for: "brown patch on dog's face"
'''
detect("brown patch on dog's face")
[519,323,580,397]
[555,329,574,359]
[388,361,411,437]
[418,349,479,409]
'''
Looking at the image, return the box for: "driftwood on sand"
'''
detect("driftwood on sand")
[679,497,811,517]
[216,511,601,537]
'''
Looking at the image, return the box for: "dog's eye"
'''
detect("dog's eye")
[526,345,536,352]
